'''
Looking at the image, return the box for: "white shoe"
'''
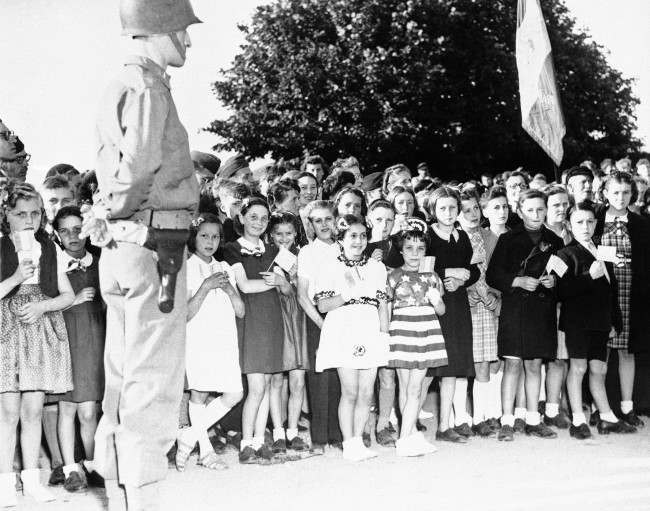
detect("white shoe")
[21,469,55,503]
[343,437,378,461]
[396,433,438,457]
[418,409,434,420]
[413,431,438,454]
[0,473,17,508]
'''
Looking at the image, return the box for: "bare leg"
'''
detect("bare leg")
[618,350,635,402]
[566,359,587,416]
[253,376,271,439]
[0,393,20,473]
[242,374,266,443]
[398,369,426,438]
[502,359,523,416]
[546,359,567,408]
[269,373,285,429]
[523,359,542,411]
[438,377,456,432]
[77,402,99,461]
[42,403,63,468]
[287,370,305,431]
[20,392,45,470]
[337,369,359,440]
[354,369,377,437]
[376,367,395,431]
[589,360,613,414]
[57,401,79,465]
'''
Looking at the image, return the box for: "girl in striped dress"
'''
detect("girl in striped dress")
[386,218,447,456]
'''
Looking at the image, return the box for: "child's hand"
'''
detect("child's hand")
[288,263,298,278]
[370,248,383,261]
[426,287,442,306]
[203,272,230,290]
[13,259,36,284]
[260,271,286,287]
[16,301,45,324]
[75,287,96,305]
[443,276,462,292]
[589,261,606,280]
[483,292,499,310]
[539,275,555,289]
[445,268,470,282]
[513,276,539,291]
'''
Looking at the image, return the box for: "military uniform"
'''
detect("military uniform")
[93,55,198,489]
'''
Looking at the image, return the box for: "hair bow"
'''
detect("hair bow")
[191,217,205,228]
[402,217,428,234]
[336,217,350,231]
[67,258,88,272]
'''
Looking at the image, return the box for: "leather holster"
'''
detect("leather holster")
[144,228,189,313]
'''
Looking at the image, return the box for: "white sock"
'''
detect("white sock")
[601,411,618,423]
[273,428,286,442]
[188,402,209,454]
[489,370,503,419]
[252,435,265,449]
[572,413,587,427]
[83,459,94,473]
[286,428,299,441]
[545,402,559,418]
[620,400,633,414]
[525,411,540,426]
[62,463,79,478]
[240,437,255,451]
[453,378,469,426]
[514,407,527,421]
[501,414,515,427]
[472,380,489,424]
[539,364,547,401]
[203,397,233,429]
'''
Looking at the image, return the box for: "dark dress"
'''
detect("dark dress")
[60,253,106,402]
[486,224,564,359]
[427,227,479,378]
[365,235,403,269]
[223,241,285,374]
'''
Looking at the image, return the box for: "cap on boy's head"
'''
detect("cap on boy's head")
[361,171,383,192]
[416,162,429,172]
[565,165,593,182]
[217,153,250,180]
[191,151,221,176]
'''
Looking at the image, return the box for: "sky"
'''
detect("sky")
[0,0,648,184]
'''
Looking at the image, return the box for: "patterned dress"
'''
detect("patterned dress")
[601,218,632,349]
[466,229,498,363]
[386,268,447,369]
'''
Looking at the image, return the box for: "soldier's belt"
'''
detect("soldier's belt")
[130,209,193,230]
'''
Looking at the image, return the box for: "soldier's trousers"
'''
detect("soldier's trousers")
[94,242,187,487]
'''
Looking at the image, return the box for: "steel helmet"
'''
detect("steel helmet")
[120,0,201,36]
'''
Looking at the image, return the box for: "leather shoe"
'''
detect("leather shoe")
[375,427,396,447]
[48,465,65,486]
[435,428,467,443]
[63,471,87,493]
[588,410,600,427]
[525,423,557,438]
[544,412,571,429]
[569,423,592,440]
[597,419,637,435]
[513,418,526,433]
[498,425,514,442]
[454,423,474,438]
[472,421,496,438]
[620,411,645,428]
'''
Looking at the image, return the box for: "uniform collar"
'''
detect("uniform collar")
[124,56,171,90]
[60,250,92,272]
[237,237,265,253]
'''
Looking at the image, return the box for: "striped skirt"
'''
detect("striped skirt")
[387,305,448,370]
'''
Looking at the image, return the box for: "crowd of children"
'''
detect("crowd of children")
[0,154,649,505]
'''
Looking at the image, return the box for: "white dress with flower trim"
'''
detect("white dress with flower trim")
[314,253,388,371]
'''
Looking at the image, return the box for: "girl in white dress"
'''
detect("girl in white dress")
[176,213,245,471]
[315,215,389,461]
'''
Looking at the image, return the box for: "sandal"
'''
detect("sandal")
[197,451,228,471]
[174,439,195,472]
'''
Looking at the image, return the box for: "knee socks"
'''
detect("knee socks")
[452,378,471,427]
[472,380,490,424]
[488,369,503,419]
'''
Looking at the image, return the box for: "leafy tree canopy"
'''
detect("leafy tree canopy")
[207,0,641,178]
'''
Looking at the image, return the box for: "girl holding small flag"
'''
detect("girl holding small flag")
[223,197,290,464]
[266,211,310,454]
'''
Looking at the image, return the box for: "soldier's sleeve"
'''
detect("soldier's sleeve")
[106,87,169,219]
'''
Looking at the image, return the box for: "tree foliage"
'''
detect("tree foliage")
[207,0,641,177]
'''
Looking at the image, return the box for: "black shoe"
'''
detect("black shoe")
[238,445,258,464]
[589,411,600,427]
[63,471,87,493]
[525,423,557,438]
[288,436,309,451]
[387,422,397,434]
[362,432,372,447]
[621,411,645,428]
[84,469,104,489]
[487,418,500,432]
[209,435,227,454]
[48,465,65,486]
[498,425,514,442]
[375,427,396,447]
[415,420,427,432]
[328,440,343,451]
[453,423,474,438]
[271,438,287,454]
[544,412,571,429]
[435,428,467,443]
[569,423,592,440]
[513,418,526,434]
[226,431,242,451]
[472,421,496,438]
[597,419,637,435]
[537,401,545,415]
[256,443,274,461]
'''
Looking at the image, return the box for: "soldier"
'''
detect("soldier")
[80,1,201,509]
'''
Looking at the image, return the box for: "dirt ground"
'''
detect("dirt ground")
[16,416,650,511]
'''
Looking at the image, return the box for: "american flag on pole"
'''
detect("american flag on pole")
[516,0,566,166]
